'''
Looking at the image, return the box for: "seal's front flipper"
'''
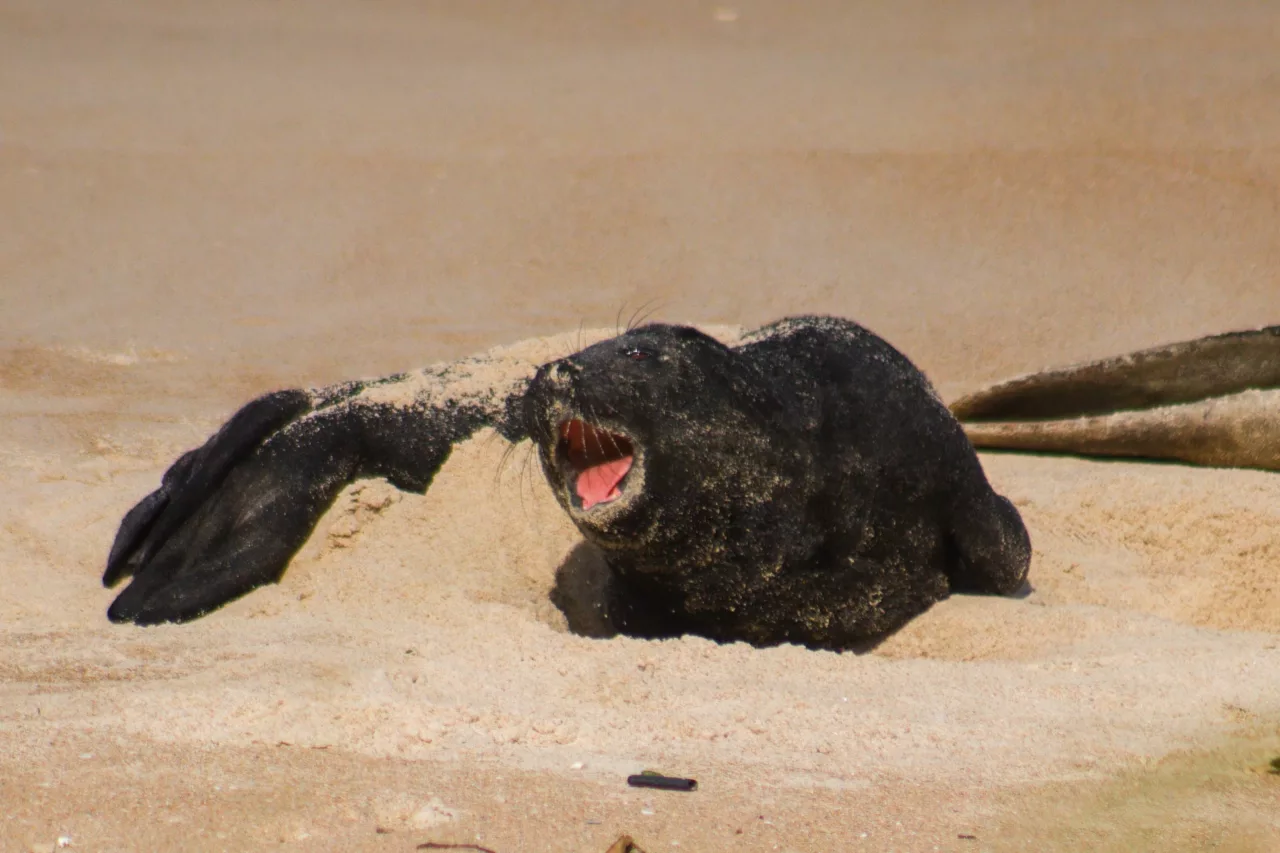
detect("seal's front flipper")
[103,361,533,626]
[950,326,1280,470]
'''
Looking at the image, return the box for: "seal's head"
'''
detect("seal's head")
[524,324,771,552]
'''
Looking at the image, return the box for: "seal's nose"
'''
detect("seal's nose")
[551,359,581,381]
[532,358,581,396]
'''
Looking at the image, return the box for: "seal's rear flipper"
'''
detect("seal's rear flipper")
[103,389,313,589]
[105,412,356,624]
[103,361,532,626]
[950,326,1280,470]
[946,489,1031,597]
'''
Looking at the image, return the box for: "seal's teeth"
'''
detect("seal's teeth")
[559,419,634,471]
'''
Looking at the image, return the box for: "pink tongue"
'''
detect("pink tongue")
[576,456,634,509]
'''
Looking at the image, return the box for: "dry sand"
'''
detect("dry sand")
[3,1,1280,850]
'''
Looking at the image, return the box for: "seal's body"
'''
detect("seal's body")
[526,318,1030,646]
[104,316,1030,648]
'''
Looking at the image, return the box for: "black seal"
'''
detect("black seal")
[524,318,1030,646]
[103,316,1029,648]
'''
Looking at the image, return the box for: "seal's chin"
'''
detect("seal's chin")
[557,418,636,511]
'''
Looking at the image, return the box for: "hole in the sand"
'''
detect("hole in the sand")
[546,541,893,653]
[548,541,618,639]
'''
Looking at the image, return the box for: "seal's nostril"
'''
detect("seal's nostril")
[553,359,581,378]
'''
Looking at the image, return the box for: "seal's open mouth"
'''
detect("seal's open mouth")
[557,418,635,510]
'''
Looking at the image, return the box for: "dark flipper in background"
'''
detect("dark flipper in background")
[950,326,1280,471]
[103,359,533,626]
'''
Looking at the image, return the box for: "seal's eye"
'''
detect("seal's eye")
[623,347,655,362]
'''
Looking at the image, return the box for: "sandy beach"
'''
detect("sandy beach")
[3,0,1280,849]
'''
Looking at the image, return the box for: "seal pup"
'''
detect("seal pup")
[103,316,1031,649]
[951,326,1280,470]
